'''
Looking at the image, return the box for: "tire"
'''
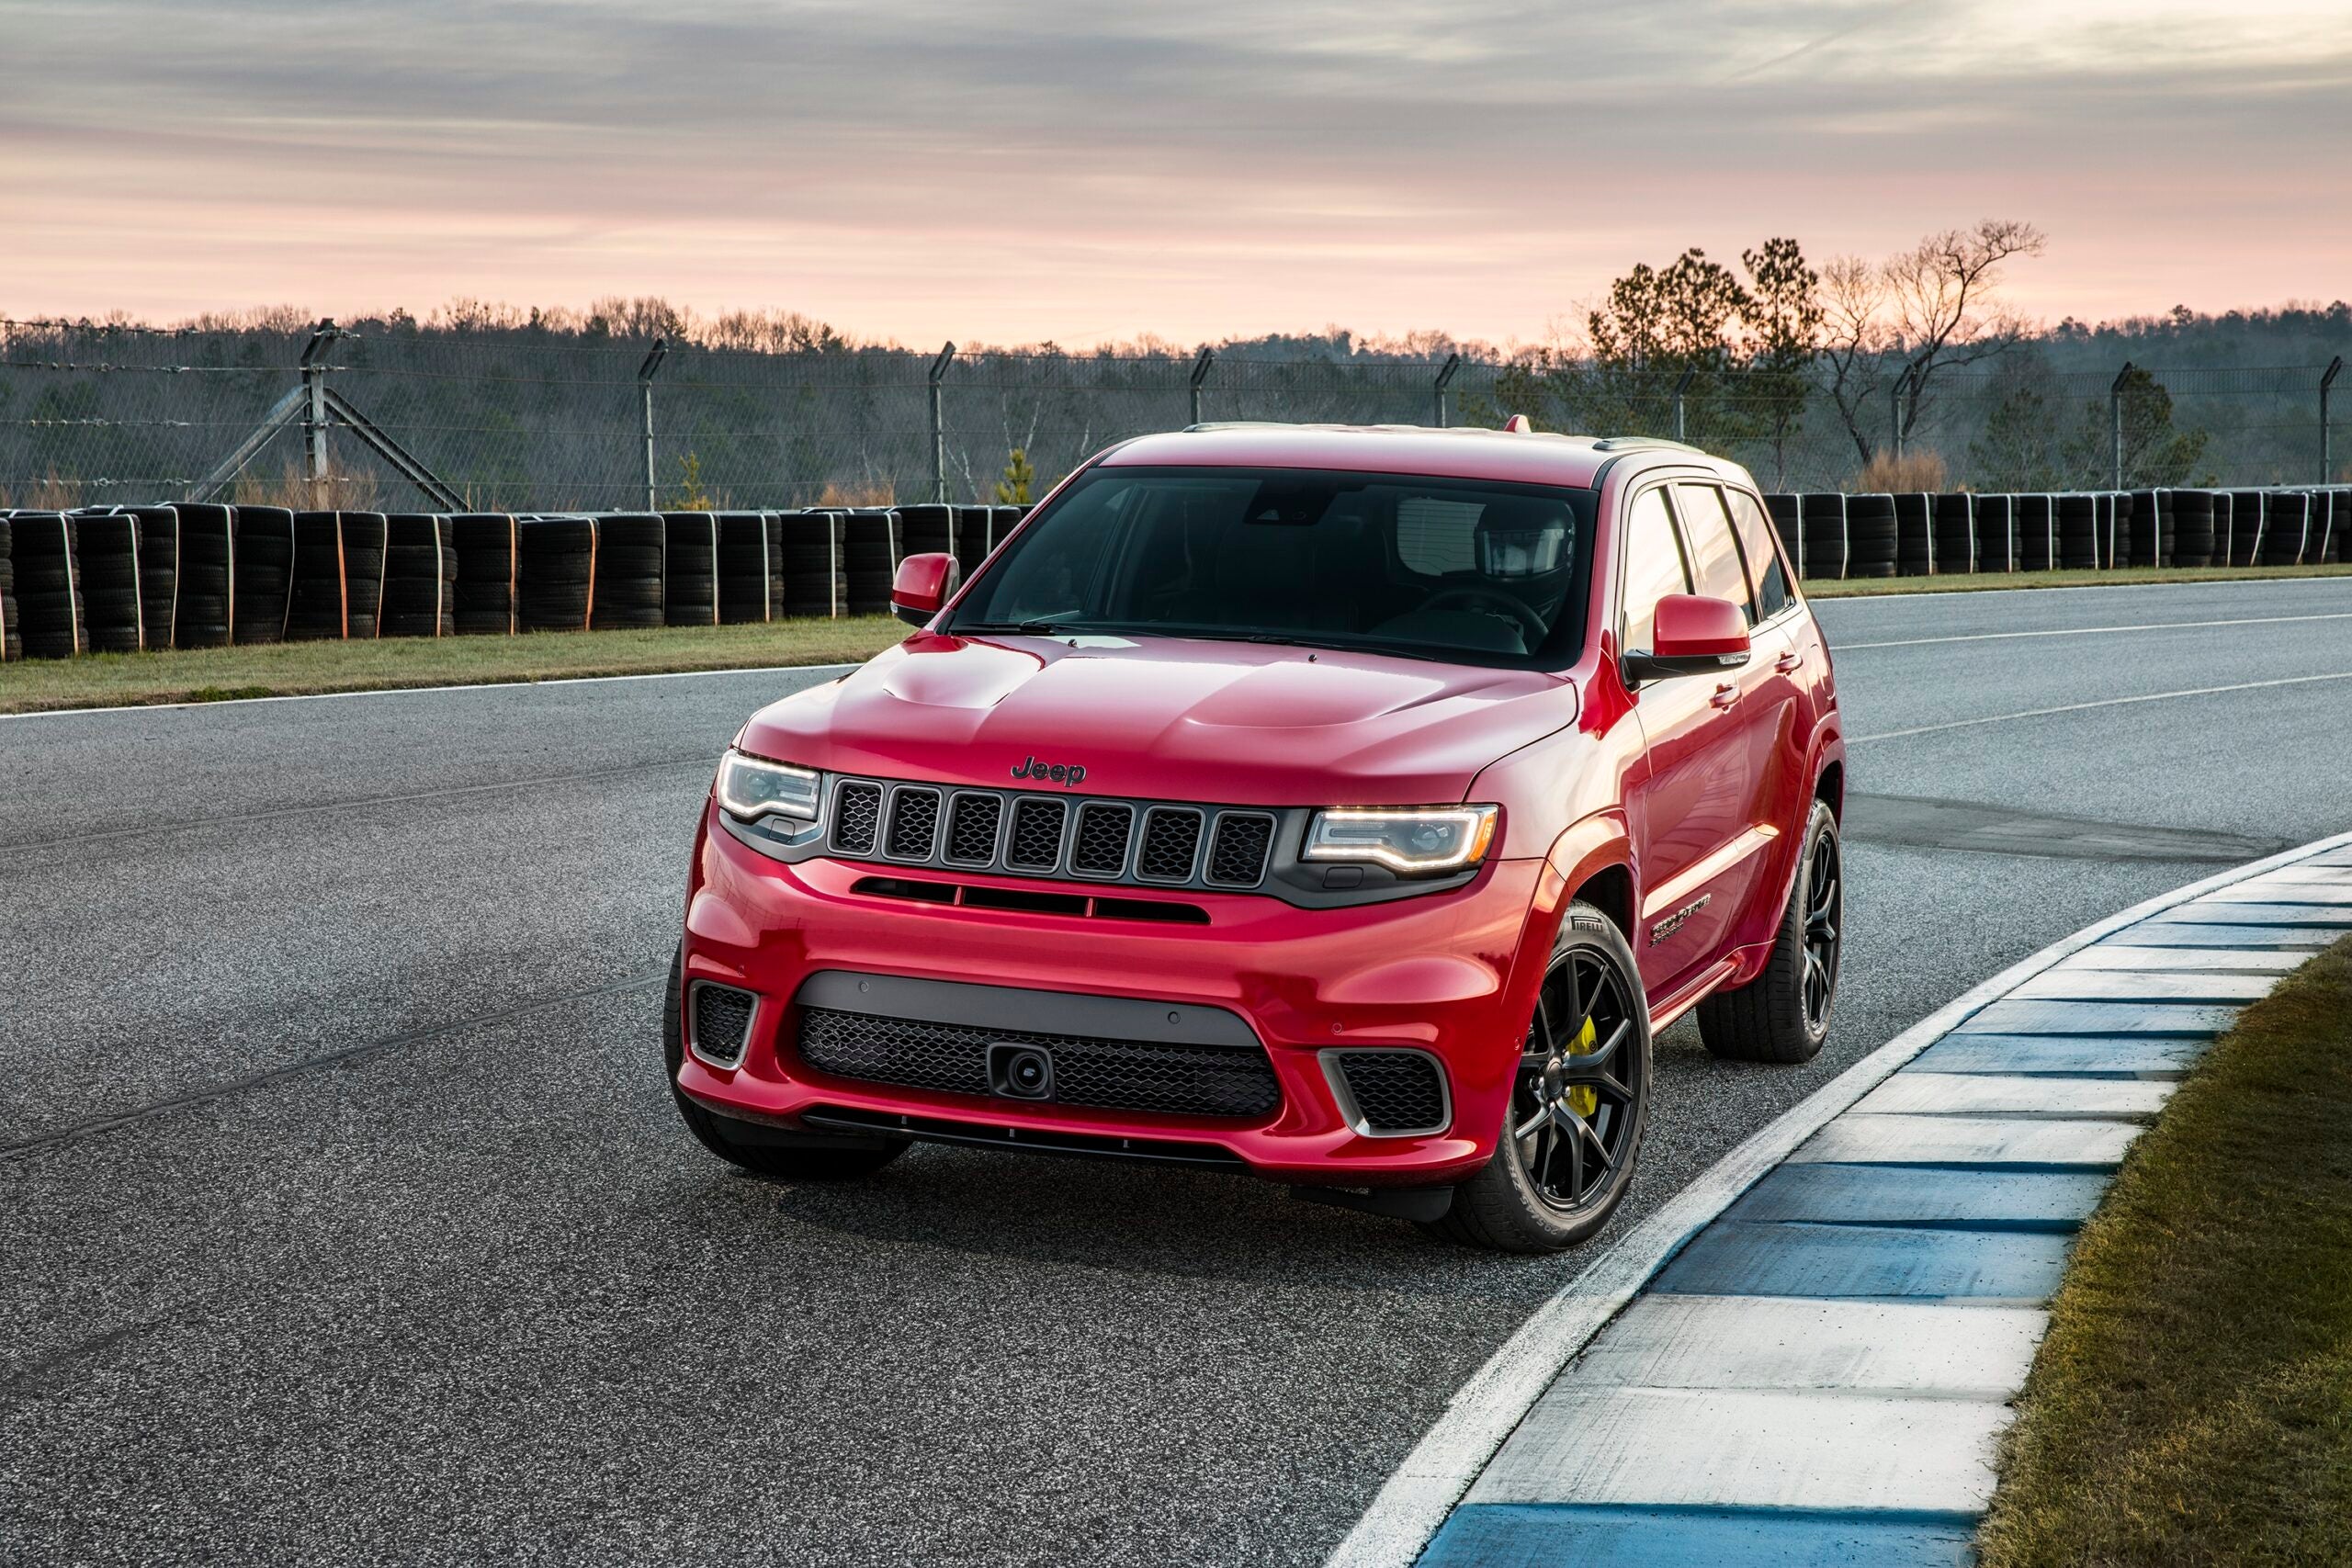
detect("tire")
[1697,799,1843,1063]
[1423,903,1653,1253]
[662,946,909,1180]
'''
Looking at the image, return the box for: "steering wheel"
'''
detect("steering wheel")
[1419,586,1549,648]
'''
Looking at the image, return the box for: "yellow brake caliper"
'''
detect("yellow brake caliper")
[1566,1016,1599,1119]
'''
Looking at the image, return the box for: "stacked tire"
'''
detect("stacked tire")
[591,513,664,629]
[2127,491,2165,568]
[124,506,180,649]
[716,512,778,624]
[13,513,85,659]
[76,513,144,652]
[661,513,719,626]
[342,513,389,638]
[1843,494,1897,578]
[1799,493,1847,580]
[2316,491,2346,564]
[2169,490,2216,568]
[841,508,898,615]
[452,513,518,636]
[230,506,296,645]
[2259,492,2310,565]
[1938,493,1975,573]
[2015,495,2056,571]
[288,512,352,640]
[516,515,595,631]
[954,504,999,581]
[778,510,844,618]
[0,514,17,661]
[2052,494,2098,570]
[174,503,234,648]
[380,513,456,638]
[1891,493,1933,576]
[2226,492,2265,566]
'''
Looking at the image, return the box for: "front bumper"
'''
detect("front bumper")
[677,802,1555,1184]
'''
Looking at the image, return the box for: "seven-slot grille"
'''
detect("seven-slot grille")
[797,1007,1280,1120]
[823,775,1277,891]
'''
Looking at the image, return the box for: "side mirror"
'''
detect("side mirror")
[1623,593,1750,684]
[890,552,960,626]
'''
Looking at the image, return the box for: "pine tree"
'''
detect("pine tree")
[995,447,1036,505]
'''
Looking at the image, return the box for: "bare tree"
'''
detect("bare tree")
[1816,254,1890,467]
[1883,219,2046,446]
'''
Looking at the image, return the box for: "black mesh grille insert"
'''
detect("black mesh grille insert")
[945,794,1002,864]
[1008,798,1066,870]
[691,984,757,1066]
[1069,803,1132,877]
[795,1007,1280,1119]
[1334,1051,1446,1134]
[1206,812,1275,886]
[1137,807,1204,882]
[833,782,882,854]
[887,788,941,859]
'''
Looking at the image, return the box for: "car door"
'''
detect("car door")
[1620,481,1774,998]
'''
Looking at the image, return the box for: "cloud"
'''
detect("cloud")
[1,0,2346,340]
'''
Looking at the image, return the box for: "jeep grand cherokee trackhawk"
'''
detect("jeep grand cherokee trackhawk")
[667,423,1844,1252]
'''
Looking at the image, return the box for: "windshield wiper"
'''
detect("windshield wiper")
[954,615,1105,635]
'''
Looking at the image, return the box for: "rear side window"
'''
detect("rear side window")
[1671,483,1758,626]
[1618,488,1690,653]
[1722,489,1793,620]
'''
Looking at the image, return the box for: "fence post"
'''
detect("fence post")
[2110,361,2134,491]
[929,342,956,504]
[1433,353,1460,428]
[1890,364,1913,460]
[300,319,340,482]
[637,337,667,511]
[1189,347,1215,425]
[2324,357,2344,484]
[1671,366,1696,443]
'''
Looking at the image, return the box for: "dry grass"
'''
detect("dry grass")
[818,479,896,507]
[228,462,385,513]
[0,471,90,510]
[1804,562,2352,597]
[1853,447,1950,491]
[1979,936,2352,1567]
[0,617,909,715]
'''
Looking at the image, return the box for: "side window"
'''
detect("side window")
[1722,489,1793,620]
[1618,487,1690,653]
[1671,483,1759,626]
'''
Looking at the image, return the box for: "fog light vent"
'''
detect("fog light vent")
[1328,1050,1449,1137]
[689,982,759,1068]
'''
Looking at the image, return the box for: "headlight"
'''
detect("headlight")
[715,750,821,821]
[1303,806,1498,874]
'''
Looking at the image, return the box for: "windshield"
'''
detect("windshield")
[948,465,1598,666]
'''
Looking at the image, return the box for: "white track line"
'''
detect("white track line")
[1812,574,2352,606]
[1851,670,2352,744]
[1838,611,2352,650]
[0,661,861,721]
[1325,825,2352,1568]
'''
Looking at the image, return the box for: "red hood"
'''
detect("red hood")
[736,633,1578,807]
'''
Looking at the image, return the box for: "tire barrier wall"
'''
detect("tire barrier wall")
[2,493,2335,660]
[1757,487,2350,580]
[379,514,457,638]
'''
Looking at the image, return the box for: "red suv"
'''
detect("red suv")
[668,425,1844,1251]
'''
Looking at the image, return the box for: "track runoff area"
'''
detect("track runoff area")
[3,575,2350,1566]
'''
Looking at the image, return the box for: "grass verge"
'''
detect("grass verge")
[1805,562,2352,597]
[0,618,910,715]
[1979,934,2352,1567]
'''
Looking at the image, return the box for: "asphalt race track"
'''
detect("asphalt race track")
[6,576,2352,1567]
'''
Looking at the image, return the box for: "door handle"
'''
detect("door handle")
[1774,649,1804,674]
[1710,682,1739,710]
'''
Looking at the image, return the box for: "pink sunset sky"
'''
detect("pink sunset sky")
[4,0,2347,347]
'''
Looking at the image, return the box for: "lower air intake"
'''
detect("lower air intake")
[796,1007,1280,1120]
[690,982,759,1067]
[1330,1050,1448,1135]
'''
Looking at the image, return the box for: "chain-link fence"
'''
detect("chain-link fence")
[3,319,2342,511]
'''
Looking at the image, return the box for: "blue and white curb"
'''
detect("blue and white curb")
[1330,829,2352,1568]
